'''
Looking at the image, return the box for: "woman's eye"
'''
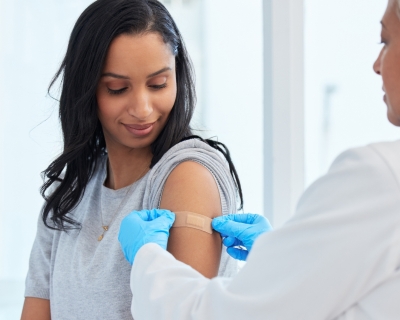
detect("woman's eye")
[149,83,167,90]
[107,87,127,95]
[379,35,388,46]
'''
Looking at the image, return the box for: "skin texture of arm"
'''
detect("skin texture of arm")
[21,297,51,320]
[160,161,223,279]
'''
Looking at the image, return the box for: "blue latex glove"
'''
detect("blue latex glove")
[118,209,175,265]
[212,214,272,261]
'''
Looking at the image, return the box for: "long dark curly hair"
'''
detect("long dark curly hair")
[41,0,243,231]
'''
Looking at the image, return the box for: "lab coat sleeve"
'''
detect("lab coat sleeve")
[130,146,400,320]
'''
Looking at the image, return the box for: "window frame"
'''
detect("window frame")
[263,0,305,227]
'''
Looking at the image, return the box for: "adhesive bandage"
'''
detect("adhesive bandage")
[172,211,213,234]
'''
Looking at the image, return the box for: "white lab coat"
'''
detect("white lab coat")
[130,141,400,320]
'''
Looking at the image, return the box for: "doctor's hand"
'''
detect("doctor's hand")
[118,209,175,265]
[212,214,272,261]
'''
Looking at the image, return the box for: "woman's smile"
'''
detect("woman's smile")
[122,122,156,137]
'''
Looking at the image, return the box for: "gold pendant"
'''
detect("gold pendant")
[98,226,109,241]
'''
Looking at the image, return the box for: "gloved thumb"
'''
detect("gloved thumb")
[150,211,176,229]
[223,236,243,248]
[213,213,259,225]
[227,247,248,261]
[213,219,252,239]
[136,209,175,221]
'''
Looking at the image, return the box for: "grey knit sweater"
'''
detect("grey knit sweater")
[25,139,239,319]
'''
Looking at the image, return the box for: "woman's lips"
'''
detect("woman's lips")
[123,122,155,136]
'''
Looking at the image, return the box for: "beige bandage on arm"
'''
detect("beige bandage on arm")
[172,211,214,234]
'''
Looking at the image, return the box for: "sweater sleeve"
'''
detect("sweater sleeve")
[24,212,54,299]
[143,139,239,276]
[130,145,400,320]
[24,179,62,300]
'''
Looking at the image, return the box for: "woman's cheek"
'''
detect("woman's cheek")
[101,95,126,118]
[154,90,176,116]
[166,86,178,112]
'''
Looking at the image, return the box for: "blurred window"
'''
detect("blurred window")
[304,0,397,186]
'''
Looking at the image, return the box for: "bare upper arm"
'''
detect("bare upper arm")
[159,161,222,278]
[21,297,51,320]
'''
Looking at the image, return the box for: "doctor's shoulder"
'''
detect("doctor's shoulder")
[145,137,240,213]
[294,140,400,220]
[329,139,400,183]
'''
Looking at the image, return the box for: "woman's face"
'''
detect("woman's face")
[97,33,177,152]
[374,0,400,126]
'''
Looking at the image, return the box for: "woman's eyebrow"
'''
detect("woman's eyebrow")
[381,21,387,30]
[100,67,171,79]
[101,72,130,79]
[147,67,171,78]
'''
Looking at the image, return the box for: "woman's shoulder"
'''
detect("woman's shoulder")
[158,138,228,165]
[143,138,237,212]
[151,139,231,179]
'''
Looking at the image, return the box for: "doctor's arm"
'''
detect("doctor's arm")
[129,146,400,320]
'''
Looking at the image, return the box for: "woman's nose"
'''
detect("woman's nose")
[373,49,382,75]
[127,90,153,120]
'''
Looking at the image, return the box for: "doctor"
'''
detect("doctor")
[118,0,400,319]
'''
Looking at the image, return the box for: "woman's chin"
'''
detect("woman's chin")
[107,136,154,152]
[124,140,154,150]
[386,109,400,127]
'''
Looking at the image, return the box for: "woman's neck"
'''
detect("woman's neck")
[104,144,152,190]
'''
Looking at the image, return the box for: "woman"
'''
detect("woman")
[121,0,400,319]
[21,0,242,319]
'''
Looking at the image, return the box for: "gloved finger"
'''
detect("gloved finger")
[213,213,260,226]
[222,236,243,248]
[214,214,272,236]
[252,215,273,230]
[131,209,174,222]
[132,209,154,221]
[222,236,235,247]
[148,209,175,220]
[148,213,176,230]
[119,213,139,235]
[227,247,248,261]
[212,219,253,239]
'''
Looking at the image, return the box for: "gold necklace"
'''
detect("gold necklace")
[98,163,149,241]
